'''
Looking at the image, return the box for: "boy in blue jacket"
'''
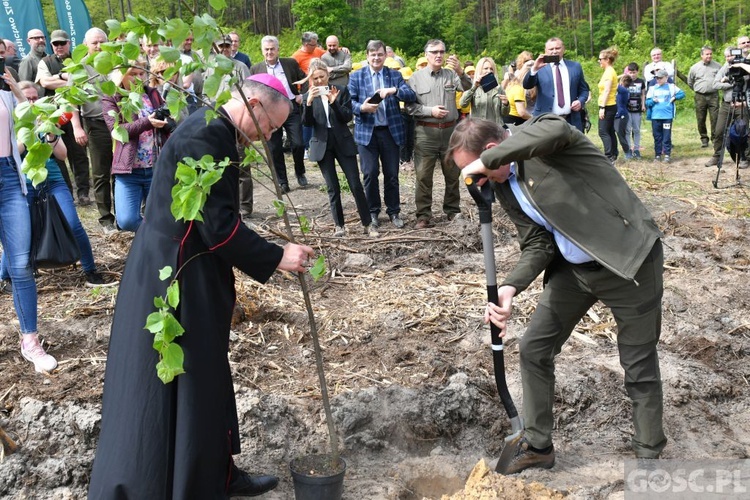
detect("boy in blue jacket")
[615,74,633,159]
[646,69,685,163]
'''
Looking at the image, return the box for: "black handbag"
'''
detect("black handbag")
[31,189,81,269]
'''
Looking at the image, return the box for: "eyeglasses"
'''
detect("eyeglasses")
[29,36,46,41]
[427,50,446,55]
[256,101,279,134]
[52,41,69,47]
[26,96,39,102]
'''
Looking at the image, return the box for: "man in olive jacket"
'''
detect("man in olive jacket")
[447,114,666,474]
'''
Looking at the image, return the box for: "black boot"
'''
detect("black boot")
[227,464,279,497]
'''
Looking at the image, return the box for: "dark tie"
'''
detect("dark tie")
[555,63,565,108]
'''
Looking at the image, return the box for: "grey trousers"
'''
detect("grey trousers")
[519,240,666,458]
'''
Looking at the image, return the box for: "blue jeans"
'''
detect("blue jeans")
[114,168,152,232]
[651,119,673,156]
[0,157,37,333]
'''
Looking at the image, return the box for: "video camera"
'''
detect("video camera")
[728,49,750,81]
[153,105,177,133]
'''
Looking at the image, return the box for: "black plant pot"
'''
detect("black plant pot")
[289,454,346,500]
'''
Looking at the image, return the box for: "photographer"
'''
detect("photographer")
[706,46,749,168]
[102,58,172,231]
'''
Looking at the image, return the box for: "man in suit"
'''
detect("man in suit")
[229,31,251,69]
[249,35,307,194]
[523,37,590,133]
[349,39,416,229]
[448,115,666,474]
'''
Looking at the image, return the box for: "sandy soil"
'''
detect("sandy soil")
[1,153,749,499]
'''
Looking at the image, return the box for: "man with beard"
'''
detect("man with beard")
[321,35,352,87]
[18,29,47,98]
[37,30,92,205]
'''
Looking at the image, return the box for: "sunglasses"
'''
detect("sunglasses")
[52,41,69,47]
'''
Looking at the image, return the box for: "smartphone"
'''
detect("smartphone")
[369,92,383,104]
[479,72,498,92]
[0,57,7,92]
[317,85,330,96]
[542,55,560,64]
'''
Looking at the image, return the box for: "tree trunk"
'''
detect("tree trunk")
[588,0,594,56]
[652,0,657,46]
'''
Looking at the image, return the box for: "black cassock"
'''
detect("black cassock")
[89,108,284,499]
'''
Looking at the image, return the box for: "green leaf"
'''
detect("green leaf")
[162,314,185,343]
[209,0,227,10]
[214,54,234,73]
[166,281,180,309]
[144,311,165,334]
[199,170,222,190]
[272,199,286,216]
[153,296,168,309]
[159,266,173,281]
[299,215,310,234]
[309,255,327,281]
[105,19,122,38]
[160,18,191,44]
[159,45,181,63]
[112,125,128,144]
[93,51,115,75]
[175,163,198,185]
[72,44,89,63]
[122,42,141,61]
[203,73,223,99]
[156,343,185,384]
[100,80,117,97]
[14,101,36,123]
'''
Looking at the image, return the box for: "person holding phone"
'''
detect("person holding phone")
[348,39,416,229]
[522,37,590,133]
[459,57,507,125]
[302,59,376,237]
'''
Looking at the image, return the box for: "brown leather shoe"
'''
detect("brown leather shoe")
[501,438,555,474]
[415,218,430,229]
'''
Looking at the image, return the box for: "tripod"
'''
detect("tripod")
[713,80,749,188]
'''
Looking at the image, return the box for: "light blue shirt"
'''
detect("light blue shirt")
[508,162,592,264]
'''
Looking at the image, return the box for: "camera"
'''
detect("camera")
[154,105,171,121]
[0,57,8,92]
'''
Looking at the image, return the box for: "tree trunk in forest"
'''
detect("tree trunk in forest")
[701,0,707,42]
[652,0,657,46]
[588,0,594,56]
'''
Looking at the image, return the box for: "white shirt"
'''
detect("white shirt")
[265,61,295,101]
[508,162,591,264]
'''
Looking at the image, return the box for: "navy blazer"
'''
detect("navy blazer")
[523,60,590,132]
[348,66,416,147]
[302,85,357,162]
[233,51,251,70]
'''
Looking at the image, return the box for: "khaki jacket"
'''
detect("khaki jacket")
[480,114,662,291]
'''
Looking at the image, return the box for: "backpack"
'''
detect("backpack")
[727,117,749,162]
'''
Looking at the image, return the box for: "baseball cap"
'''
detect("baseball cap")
[655,69,668,78]
[217,35,232,47]
[50,30,70,43]
[416,56,428,68]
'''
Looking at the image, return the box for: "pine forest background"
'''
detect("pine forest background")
[30,0,750,115]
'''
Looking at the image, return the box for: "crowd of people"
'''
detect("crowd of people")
[2,22,749,497]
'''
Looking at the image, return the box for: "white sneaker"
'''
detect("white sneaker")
[333,226,345,237]
[366,224,379,238]
[21,334,57,373]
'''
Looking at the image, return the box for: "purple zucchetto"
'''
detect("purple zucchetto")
[246,73,290,99]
